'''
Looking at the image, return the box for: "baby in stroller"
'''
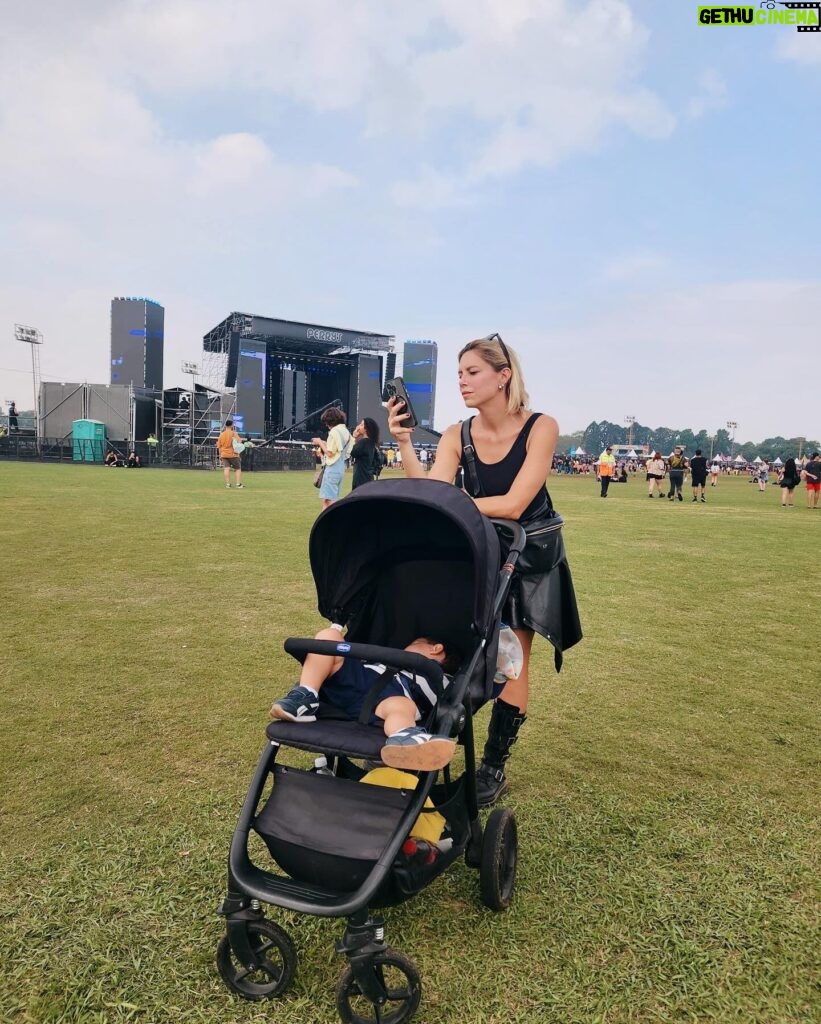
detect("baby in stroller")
[270,625,461,771]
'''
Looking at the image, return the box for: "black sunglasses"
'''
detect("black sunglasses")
[484,332,511,369]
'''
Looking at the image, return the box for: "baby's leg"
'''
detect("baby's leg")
[270,626,344,722]
[299,627,345,691]
[376,695,455,771]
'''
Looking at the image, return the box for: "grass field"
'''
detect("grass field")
[0,462,818,1024]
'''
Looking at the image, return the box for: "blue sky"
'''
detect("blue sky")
[1,1,818,443]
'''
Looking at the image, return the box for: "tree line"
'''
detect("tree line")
[557,422,820,463]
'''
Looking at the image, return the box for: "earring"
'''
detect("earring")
[498,384,503,390]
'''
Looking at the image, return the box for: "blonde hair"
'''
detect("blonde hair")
[458,338,530,414]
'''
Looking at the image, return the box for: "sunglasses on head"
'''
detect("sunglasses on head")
[484,332,511,368]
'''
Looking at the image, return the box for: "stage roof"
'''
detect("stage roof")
[203,312,394,356]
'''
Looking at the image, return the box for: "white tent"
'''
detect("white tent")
[753,456,763,464]
[627,449,638,458]
[575,447,586,456]
[773,457,783,465]
[734,454,747,464]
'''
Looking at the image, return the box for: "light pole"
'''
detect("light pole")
[625,415,636,448]
[181,361,200,464]
[14,324,43,441]
[726,420,737,459]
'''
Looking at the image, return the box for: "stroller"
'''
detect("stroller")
[216,478,527,1023]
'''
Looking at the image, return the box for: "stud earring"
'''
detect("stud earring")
[498,383,503,390]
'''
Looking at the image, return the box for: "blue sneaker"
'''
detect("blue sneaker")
[380,727,455,771]
[270,685,319,723]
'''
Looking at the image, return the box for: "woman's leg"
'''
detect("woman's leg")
[477,628,534,806]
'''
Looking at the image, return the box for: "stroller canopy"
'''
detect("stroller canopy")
[309,479,501,657]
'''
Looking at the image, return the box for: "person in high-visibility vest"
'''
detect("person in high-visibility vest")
[596,446,616,498]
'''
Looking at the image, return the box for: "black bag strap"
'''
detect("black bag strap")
[460,418,484,498]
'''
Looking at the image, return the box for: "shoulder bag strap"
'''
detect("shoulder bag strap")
[460,418,484,498]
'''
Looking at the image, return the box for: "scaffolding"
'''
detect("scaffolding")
[161,384,234,466]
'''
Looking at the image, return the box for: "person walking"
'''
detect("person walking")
[667,446,688,501]
[757,461,769,492]
[596,446,616,498]
[349,417,381,490]
[803,452,821,509]
[312,407,353,509]
[646,451,666,497]
[387,333,582,806]
[778,457,801,507]
[690,448,708,502]
[216,418,245,489]
[710,458,720,487]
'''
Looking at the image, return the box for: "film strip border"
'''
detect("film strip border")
[780,2,821,32]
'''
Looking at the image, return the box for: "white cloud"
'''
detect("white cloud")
[777,29,821,65]
[685,69,729,120]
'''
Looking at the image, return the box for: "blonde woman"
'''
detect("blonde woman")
[388,334,582,805]
[646,451,666,497]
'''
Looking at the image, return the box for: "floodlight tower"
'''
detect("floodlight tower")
[624,415,636,448]
[726,420,738,458]
[14,323,43,440]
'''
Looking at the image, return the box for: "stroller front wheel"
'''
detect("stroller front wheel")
[479,807,518,911]
[216,918,297,1000]
[336,947,421,1024]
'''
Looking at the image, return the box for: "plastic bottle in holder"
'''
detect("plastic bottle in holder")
[313,756,334,776]
[401,837,438,866]
[494,624,523,687]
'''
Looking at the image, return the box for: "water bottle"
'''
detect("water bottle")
[401,838,438,866]
[494,624,523,686]
[313,756,334,776]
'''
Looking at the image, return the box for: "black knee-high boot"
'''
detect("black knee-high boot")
[476,698,527,807]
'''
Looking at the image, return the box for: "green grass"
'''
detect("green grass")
[0,463,818,1024]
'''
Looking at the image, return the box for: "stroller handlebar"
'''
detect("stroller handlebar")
[489,518,527,563]
[283,638,446,694]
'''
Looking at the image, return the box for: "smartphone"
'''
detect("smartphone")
[382,377,418,428]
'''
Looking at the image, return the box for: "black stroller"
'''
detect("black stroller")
[216,479,527,1023]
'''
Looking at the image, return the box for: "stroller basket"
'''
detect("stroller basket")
[255,765,471,898]
[256,765,414,892]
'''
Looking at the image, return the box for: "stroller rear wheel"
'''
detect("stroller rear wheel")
[335,947,421,1024]
[216,918,296,1000]
[479,807,518,911]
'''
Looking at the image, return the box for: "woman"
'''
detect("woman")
[388,334,582,806]
[312,407,352,509]
[757,461,769,492]
[778,457,800,507]
[646,451,666,497]
[350,417,381,490]
[710,458,720,487]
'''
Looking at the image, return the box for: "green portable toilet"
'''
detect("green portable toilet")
[72,419,106,463]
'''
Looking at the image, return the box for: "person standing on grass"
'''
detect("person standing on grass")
[710,458,720,487]
[312,406,353,509]
[690,449,708,503]
[757,461,769,492]
[778,457,801,507]
[387,333,582,806]
[217,418,244,489]
[646,451,666,497]
[349,417,380,491]
[667,446,687,501]
[596,446,616,498]
[803,452,821,509]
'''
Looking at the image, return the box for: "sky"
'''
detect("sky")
[1,0,819,444]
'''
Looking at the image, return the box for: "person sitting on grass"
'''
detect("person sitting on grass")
[270,625,461,771]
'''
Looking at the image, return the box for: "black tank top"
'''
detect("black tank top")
[460,412,551,523]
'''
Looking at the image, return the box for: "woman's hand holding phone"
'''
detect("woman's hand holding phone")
[387,396,414,442]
